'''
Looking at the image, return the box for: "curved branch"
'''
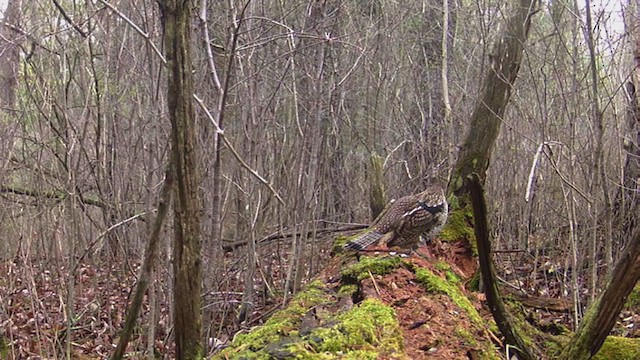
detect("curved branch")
[468,173,539,360]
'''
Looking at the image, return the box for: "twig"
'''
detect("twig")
[111,165,173,360]
[51,0,87,38]
[198,0,222,92]
[75,210,153,271]
[383,140,410,169]
[99,0,285,206]
[96,0,166,64]
[368,270,381,297]
[2,23,59,55]
[0,184,109,209]
[194,95,285,205]
[545,147,592,203]
[525,141,561,202]
[525,143,544,202]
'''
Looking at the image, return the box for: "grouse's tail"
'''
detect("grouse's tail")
[343,231,384,251]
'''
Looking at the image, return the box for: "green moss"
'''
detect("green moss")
[486,319,499,336]
[444,272,460,284]
[338,284,358,296]
[213,283,405,359]
[593,336,640,360]
[453,311,501,359]
[625,283,640,309]
[214,281,330,359]
[414,267,482,325]
[305,299,404,357]
[467,272,481,291]
[447,193,460,209]
[295,280,327,303]
[218,296,403,359]
[544,338,568,358]
[551,307,640,359]
[434,261,450,272]
[332,235,352,254]
[439,203,476,250]
[434,261,461,284]
[455,327,478,347]
[502,298,570,357]
[449,176,464,196]
[558,295,638,359]
[477,349,502,360]
[341,256,403,281]
[285,349,379,360]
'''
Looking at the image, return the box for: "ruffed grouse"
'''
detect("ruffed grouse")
[344,185,448,251]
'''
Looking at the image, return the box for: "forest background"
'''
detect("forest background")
[0,0,638,358]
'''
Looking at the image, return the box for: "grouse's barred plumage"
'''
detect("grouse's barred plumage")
[344,185,448,251]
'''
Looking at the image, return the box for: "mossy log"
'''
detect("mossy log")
[212,280,404,360]
[214,252,500,359]
[213,233,640,359]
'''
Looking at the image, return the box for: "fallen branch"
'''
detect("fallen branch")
[222,223,367,252]
[0,184,109,209]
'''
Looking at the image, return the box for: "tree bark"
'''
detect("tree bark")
[583,0,613,289]
[611,0,640,249]
[0,0,20,111]
[160,0,203,358]
[0,0,21,187]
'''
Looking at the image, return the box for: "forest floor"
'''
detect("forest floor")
[1,238,639,359]
[0,259,158,359]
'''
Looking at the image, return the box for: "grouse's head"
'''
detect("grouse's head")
[417,185,447,208]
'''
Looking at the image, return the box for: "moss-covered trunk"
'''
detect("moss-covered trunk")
[448,0,537,196]
[558,227,640,359]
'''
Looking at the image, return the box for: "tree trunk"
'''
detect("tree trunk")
[0,0,20,111]
[449,0,537,194]
[0,0,21,183]
[160,0,203,358]
[617,82,640,239]
[611,0,640,252]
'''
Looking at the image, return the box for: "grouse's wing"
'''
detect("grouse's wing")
[343,194,418,251]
